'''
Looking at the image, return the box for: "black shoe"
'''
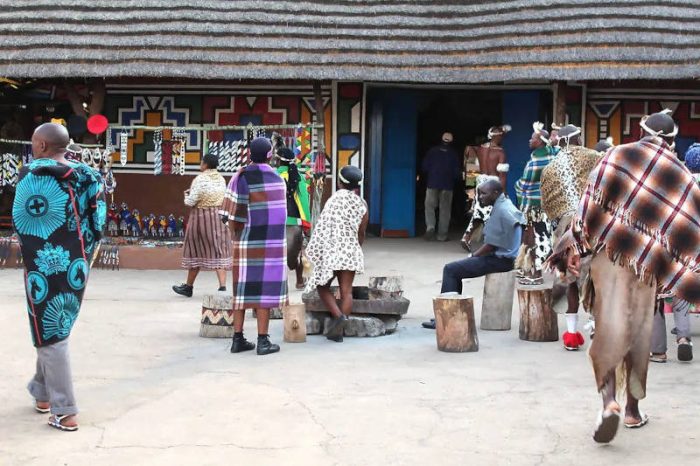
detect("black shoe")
[172,283,193,297]
[256,335,280,355]
[325,315,348,342]
[218,286,227,292]
[230,334,256,353]
[678,340,693,362]
[423,230,436,241]
[422,318,436,329]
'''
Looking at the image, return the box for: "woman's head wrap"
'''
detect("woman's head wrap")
[250,137,273,163]
[338,165,363,189]
[202,153,219,169]
[685,143,700,174]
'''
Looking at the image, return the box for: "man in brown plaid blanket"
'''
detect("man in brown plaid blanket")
[549,110,700,444]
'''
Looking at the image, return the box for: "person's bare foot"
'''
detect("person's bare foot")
[593,401,621,443]
[624,406,649,428]
[35,400,50,413]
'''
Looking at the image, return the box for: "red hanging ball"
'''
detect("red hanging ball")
[87,114,109,135]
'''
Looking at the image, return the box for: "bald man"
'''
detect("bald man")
[423,180,524,328]
[13,123,106,432]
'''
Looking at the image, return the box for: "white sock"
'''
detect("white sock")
[566,314,578,333]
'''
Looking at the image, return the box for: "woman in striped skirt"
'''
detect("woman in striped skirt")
[172,154,232,297]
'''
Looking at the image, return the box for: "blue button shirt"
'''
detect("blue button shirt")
[495,224,522,259]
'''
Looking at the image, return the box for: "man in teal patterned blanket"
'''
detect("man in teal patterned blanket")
[12,123,105,432]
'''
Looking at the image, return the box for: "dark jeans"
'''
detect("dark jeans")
[441,255,514,294]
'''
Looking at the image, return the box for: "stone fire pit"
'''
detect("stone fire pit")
[302,276,410,337]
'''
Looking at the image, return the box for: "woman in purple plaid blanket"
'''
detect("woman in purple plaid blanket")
[306,165,369,342]
[220,138,287,356]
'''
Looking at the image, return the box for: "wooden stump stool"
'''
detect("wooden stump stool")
[200,294,234,338]
[516,282,558,341]
[479,271,515,330]
[433,293,479,352]
[283,303,307,343]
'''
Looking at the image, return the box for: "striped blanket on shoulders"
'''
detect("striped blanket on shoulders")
[570,136,700,304]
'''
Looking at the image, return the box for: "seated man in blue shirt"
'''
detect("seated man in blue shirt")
[423,179,524,329]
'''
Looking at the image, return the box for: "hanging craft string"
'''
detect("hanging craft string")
[108,122,322,132]
[0,138,103,148]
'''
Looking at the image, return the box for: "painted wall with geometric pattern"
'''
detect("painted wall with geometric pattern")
[104,84,332,174]
[585,87,700,158]
[334,82,363,189]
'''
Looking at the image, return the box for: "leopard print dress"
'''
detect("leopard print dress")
[305,188,367,290]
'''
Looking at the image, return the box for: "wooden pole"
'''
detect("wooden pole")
[313,81,326,155]
[433,293,479,352]
[554,81,568,126]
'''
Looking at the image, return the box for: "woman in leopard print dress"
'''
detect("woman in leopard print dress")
[306,166,368,342]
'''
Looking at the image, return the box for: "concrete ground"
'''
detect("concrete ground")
[0,238,698,466]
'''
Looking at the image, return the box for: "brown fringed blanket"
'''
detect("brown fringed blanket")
[555,136,700,304]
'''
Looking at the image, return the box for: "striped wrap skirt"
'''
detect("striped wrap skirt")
[182,207,233,270]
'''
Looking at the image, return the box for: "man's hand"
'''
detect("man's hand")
[567,250,581,277]
[460,233,471,252]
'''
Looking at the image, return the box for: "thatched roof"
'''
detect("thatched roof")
[1,0,698,82]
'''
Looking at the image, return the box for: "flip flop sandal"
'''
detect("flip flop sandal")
[48,414,78,432]
[649,353,667,363]
[34,401,50,414]
[624,412,649,429]
[593,408,620,443]
[678,342,693,362]
[34,401,51,414]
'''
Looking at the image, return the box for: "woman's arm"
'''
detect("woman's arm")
[358,208,369,246]
[184,176,201,207]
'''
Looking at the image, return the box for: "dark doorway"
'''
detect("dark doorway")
[415,90,502,236]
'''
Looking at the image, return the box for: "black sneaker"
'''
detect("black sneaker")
[422,318,436,329]
[218,286,227,292]
[230,334,256,353]
[257,335,280,355]
[172,283,193,297]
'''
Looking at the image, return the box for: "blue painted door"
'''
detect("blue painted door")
[381,89,418,236]
[501,91,541,201]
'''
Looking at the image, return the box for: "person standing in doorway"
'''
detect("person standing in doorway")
[172,153,232,297]
[220,137,287,356]
[421,132,460,241]
[13,123,106,432]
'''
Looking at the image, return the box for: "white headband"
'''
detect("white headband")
[640,109,679,138]
[532,122,551,145]
[488,124,511,139]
